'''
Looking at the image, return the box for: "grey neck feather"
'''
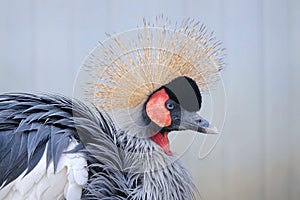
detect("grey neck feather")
[82,129,199,200]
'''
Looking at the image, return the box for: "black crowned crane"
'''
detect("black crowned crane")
[0,18,223,200]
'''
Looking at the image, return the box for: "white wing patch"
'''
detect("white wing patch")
[0,139,88,200]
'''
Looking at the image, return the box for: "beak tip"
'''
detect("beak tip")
[206,125,219,134]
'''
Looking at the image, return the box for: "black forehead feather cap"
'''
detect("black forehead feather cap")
[163,76,202,112]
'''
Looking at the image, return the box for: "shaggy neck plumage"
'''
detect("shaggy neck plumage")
[82,130,198,200]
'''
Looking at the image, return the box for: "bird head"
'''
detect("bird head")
[78,17,223,156]
[143,76,218,155]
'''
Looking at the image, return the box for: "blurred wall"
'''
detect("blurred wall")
[0,0,299,200]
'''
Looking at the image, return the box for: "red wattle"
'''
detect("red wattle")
[151,132,172,155]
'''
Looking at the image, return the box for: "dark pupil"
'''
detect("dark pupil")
[166,102,174,110]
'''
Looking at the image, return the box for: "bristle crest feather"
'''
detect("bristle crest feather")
[82,17,224,113]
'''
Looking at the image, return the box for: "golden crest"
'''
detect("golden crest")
[82,17,224,112]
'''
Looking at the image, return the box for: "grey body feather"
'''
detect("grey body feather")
[0,93,198,199]
[0,93,85,188]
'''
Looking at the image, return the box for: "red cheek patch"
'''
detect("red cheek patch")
[146,89,171,127]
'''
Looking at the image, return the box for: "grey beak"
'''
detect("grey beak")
[180,110,219,134]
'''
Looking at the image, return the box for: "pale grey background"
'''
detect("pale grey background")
[0,0,299,200]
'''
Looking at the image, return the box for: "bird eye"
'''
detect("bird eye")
[166,102,175,110]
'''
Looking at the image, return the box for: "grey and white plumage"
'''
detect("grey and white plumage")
[0,93,89,199]
[0,93,198,200]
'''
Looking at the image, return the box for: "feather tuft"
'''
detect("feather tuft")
[82,17,224,111]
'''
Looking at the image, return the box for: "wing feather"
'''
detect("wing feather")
[0,93,82,188]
